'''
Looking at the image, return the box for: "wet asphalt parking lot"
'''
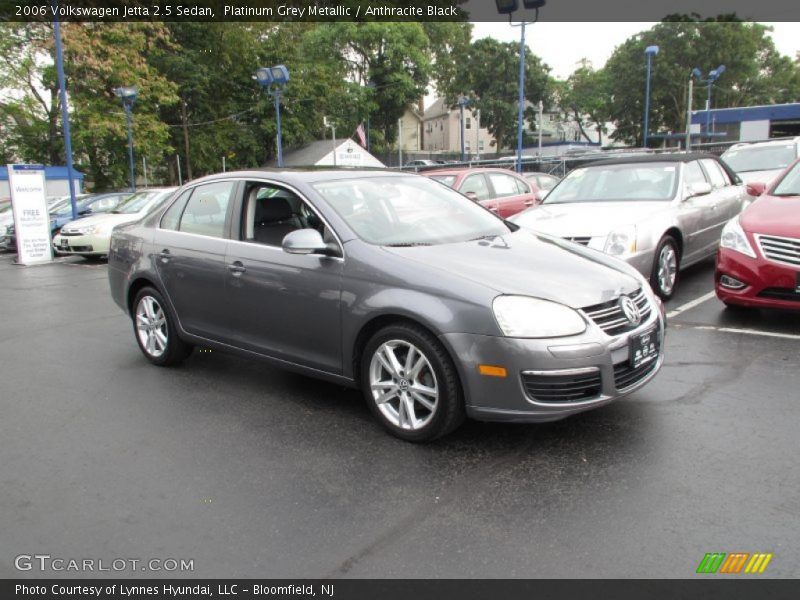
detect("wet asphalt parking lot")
[0,252,798,579]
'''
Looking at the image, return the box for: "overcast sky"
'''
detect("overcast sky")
[470,22,800,80]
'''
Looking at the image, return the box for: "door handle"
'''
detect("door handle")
[228,261,246,275]
[158,249,171,263]
[524,199,534,207]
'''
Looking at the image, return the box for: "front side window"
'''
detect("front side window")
[771,161,800,197]
[683,161,707,186]
[459,174,491,200]
[700,159,729,188]
[240,183,330,247]
[176,181,234,238]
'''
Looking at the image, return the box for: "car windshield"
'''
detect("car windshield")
[428,174,457,187]
[543,163,678,204]
[723,144,796,173]
[771,161,800,197]
[313,175,510,246]
[112,191,162,214]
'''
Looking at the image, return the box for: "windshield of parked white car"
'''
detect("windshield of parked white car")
[313,175,511,246]
[771,161,800,197]
[723,144,795,173]
[543,163,678,204]
[112,191,161,214]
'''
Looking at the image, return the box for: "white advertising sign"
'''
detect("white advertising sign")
[7,164,53,265]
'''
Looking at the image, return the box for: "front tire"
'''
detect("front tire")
[650,236,679,300]
[360,323,464,442]
[132,287,193,366]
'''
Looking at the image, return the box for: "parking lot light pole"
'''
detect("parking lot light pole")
[692,65,725,136]
[113,86,138,192]
[643,45,659,148]
[51,2,79,220]
[496,0,546,174]
[255,65,290,168]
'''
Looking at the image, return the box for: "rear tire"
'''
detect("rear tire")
[132,287,193,366]
[360,323,464,442]
[650,236,679,300]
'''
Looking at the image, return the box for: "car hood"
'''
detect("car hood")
[60,212,141,232]
[736,169,782,185]
[383,229,641,309]
[740,194,800,238]
[510,201,671,237]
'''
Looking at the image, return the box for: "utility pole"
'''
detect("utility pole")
[398,118,403,166]
[177,155,183,186]
[181,99,192,181]
[475,109,481,161]
[537,100,543,156]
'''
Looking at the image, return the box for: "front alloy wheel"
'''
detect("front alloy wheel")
[361,323,464,442]
[369,340,439,431]
[651,236,679,300]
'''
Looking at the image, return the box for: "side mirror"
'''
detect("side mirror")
[464,191,479,201]
[746,182,766,197]
[686,181,712,198]
[282,228,331,256]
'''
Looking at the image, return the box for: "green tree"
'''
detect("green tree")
[454,37,551,152]
[604,17,800,145]
[560,60,612,144]
[304,23,431,151]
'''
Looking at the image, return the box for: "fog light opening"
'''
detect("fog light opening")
[720,275,746,290]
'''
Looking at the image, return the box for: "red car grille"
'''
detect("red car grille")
[756,234,800,267]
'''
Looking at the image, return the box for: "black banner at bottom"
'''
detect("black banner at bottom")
[4,579,800,600]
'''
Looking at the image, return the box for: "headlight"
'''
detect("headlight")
[604,225,637,257]
[79,223,107,235]
[720,217,756,258]
[493,296,586,338]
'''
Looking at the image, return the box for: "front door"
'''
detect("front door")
[224,181,344,374]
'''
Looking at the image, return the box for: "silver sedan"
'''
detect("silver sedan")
[511,153,750,299]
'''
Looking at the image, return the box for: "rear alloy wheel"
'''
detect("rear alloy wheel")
[651,236,679,300]
[132,287,193,366]
[361,323,464,442]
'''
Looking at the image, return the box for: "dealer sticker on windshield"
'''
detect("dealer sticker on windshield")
[630,327,658,369]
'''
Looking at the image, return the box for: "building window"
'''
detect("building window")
[465,117,471,130]
[478,140,485,151]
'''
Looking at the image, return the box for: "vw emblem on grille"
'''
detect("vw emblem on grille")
[619,295,641,326]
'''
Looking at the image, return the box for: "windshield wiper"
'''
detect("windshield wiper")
[385,242,433,247]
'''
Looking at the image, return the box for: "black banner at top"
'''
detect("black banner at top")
[2,0,800,22]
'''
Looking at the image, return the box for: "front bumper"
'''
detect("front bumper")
[440,302,666,423]
[715,247,800,311]
[52,232,110,256]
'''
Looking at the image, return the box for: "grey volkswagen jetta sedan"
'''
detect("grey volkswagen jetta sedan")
[108,170,666,441]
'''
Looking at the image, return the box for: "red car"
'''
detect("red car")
[715,158,800,310]
[424,167,540,218]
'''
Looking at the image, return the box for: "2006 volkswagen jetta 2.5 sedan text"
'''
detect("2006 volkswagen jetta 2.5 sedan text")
[108,170,666,441]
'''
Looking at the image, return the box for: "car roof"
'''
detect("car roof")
[185,169,413,186]
[422,167,517,176]
[586,152,740,183]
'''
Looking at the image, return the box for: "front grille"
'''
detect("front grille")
[757,287,800,302]
[582,288,652,336]
[757,234,800,267]
[564,236,591,246]
[522,369,602,403]
[614,358,659,391]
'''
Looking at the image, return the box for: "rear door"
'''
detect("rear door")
[153,180,237,342]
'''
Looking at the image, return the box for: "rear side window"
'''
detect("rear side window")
[176,181,235,238]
